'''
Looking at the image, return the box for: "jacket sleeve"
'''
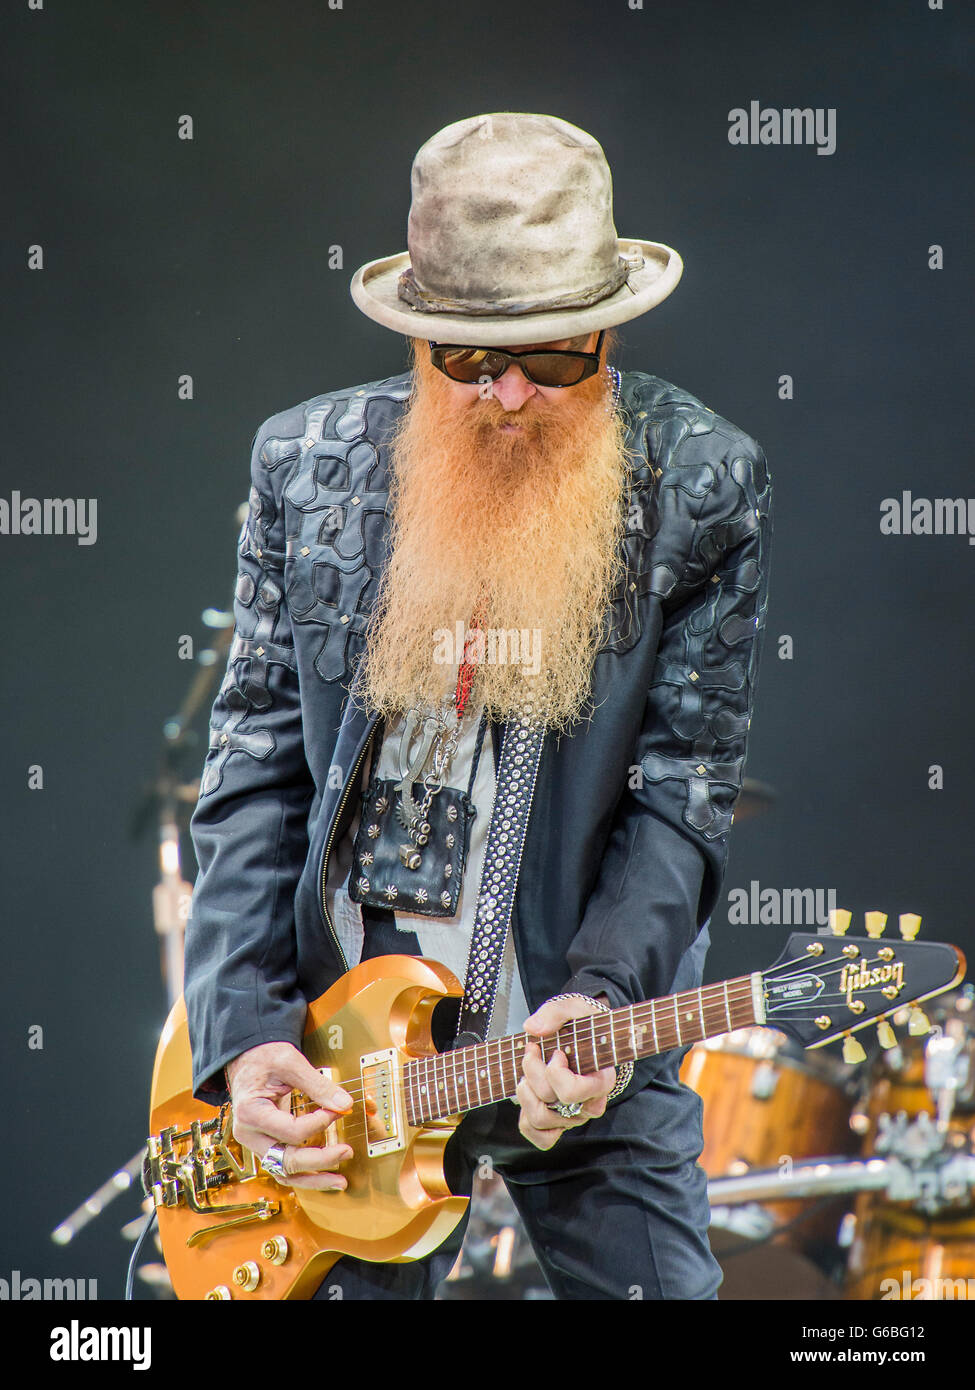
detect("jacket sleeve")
[182,419,314,1105]
[561,443,773,1012]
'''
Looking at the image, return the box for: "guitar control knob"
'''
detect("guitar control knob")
[233,1262,261,1292]
[262,1236,290,1266]
[205,1286,232,1300]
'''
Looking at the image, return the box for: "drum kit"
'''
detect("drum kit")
[690,978,975,1300]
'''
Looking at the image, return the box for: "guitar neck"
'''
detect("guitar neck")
[403,973,762,1127]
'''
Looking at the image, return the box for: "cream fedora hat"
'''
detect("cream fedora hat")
[350,112,683,347]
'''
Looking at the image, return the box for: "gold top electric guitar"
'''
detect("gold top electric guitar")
[146,928,964,1299]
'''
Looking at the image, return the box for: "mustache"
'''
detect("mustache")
[475,395,552,417]
[452,398,597,452]
[463,410,541,440]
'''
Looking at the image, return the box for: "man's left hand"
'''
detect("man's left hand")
[516,995,618,1150]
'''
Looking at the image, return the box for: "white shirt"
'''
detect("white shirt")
[326,704,532,1040]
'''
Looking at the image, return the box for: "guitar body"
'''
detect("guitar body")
[148,956,469,1300]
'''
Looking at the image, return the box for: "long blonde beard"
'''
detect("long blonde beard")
[354,334,631,732]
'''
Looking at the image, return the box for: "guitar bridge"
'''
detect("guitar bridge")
[145,1107,272,1215]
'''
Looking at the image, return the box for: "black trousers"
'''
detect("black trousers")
[312,915,720,1301]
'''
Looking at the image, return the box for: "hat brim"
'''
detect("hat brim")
[349,239,682,347]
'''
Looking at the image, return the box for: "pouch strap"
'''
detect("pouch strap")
[376,704,488,797]
[466,707,488,794]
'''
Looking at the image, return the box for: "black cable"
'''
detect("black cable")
[124,1208,158,1301]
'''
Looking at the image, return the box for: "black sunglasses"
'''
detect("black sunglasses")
[429,331,605,388]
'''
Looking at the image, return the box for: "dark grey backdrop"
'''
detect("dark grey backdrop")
[3,0,973,1296]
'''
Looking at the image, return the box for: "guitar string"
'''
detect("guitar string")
[257,955,926,1147]
[285,961,903,1120]
[284,980,763,1137]
[287,948,914,1115]
[287,979,759,1107]
[289,953,897,1108]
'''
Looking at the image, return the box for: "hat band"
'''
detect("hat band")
[397,253,644,317]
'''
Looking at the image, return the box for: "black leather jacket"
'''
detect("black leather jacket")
[183,369,773,1104]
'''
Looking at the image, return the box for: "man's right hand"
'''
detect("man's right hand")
[225,1041,354,1191]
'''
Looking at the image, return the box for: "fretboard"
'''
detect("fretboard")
[403,974,760,1126]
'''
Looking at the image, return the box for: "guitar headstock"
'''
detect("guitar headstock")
[760,914,965,1056]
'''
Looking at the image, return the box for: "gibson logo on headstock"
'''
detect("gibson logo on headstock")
[840,958,904,1007]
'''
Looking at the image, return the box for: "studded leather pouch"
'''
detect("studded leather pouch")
[349,712,487,919]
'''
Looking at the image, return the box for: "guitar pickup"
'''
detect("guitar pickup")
[360,1049,406,1157]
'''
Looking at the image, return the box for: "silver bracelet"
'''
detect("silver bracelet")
[548,993,634,1100]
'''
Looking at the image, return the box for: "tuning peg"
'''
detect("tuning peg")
[864,912,887,939]
[876,1019,897,1050]
[908,1006,930,1036]
[829,909,852,937]
[843,1033,867,1064]
[899,913,922,941]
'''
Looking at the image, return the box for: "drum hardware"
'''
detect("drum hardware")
[709,1194,849,1265]
[710,1146,975,1212]
[711,1158,891,1206]
[749,1061,778,1101]
[925,1029,971,1130]
[708,1204,777,1243]
[866,1112,975,1213]
[844,985,975,1300]
[837,1211,857,1248]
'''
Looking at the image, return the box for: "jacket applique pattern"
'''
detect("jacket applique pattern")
[183,369,772,1104]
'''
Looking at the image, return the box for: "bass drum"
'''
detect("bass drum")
[681,1027,859,1298]
[845,987,975,1300]
[845,1212,975,1301]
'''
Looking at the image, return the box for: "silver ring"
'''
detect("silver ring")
[547,1100,584,1119]
[260,1143,289,1181]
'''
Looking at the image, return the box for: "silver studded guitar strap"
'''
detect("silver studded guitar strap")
[454,709,547,1045]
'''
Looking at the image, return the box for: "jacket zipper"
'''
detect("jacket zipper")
[319,718,379,971]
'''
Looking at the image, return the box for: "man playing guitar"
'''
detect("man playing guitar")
[183,112,773,1299]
